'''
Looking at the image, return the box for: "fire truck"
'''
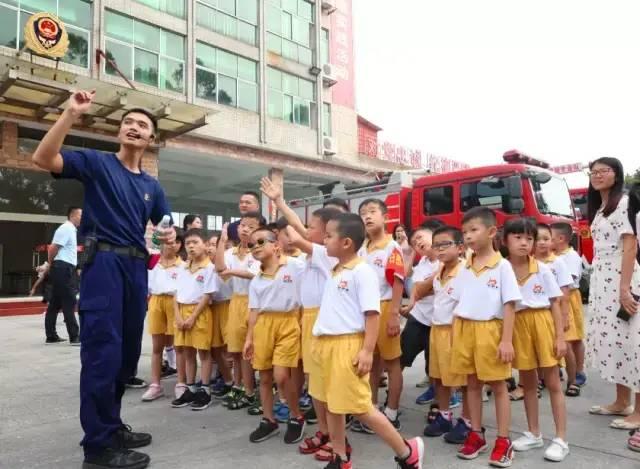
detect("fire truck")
[289,150,580,241]
[569,187,593,264]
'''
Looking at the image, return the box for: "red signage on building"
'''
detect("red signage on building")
[330,0,356,109]
[552,163,585,174]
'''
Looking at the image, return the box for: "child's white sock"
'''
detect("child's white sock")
[384,407,398,421]
[165,346,176,369]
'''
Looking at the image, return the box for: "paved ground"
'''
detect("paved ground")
[1,313,640,469]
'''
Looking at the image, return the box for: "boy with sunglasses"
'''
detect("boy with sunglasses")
[243,228,307,445]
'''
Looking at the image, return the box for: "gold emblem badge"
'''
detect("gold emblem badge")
[23,12,69,58]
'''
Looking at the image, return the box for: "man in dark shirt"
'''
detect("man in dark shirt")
[33,90,174,469]
[227,190,261,242]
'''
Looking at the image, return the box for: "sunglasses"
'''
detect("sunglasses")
[248,238,276,250]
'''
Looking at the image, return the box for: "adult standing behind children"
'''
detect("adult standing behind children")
[32,90,174,469]
[44,206,82,345]
[228,191,261,243]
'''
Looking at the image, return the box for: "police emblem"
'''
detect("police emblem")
[24,12,69,58]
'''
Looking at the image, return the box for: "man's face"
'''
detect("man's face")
[239,194,260,215]
[238,217,260,242]
[118,112,154,150]
[69,209,82,227]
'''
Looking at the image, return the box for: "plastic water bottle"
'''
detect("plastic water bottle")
[152,215,172,247]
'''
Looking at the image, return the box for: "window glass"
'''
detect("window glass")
[105,40,133,78]
[196,0,257,44]
[298,78,313,100]
[267,67,282,90]
[106,10,133,42]
[238,81,257,112]
[134,48,159,86]
[282,39,297,60]
[292,16,309,46]
[283,95,294,123]
[162,30,184,60]
[282,73,298,95]
[298,0,312,20]
[64,28,89,68]
[282,0,297,13]
[322,102,331,136]
[267,89,282,118]
[266,33,281,54]
[164,0,186,18]
[0,6,18,48]
[134,20,160,52]
[424,187,454,215]
[59,0,92,26]
[237,22,255,44]
[294,98,310,126]
[281,12,292,39]
[460,180,508,211]
[237,0,257,23]
[160,58,184,92]
[218,0,235,15]
[531,175,574,218]
[217,49,238,76]
[196,67,217,101]
[21,0,56,12]
[218,75,237,106]
[267,67,314,127]
[320,28,329,64]
[196,42,216,70]
[298,46,312,65]
[238,57,256,81]
[266,3,281,32]
[196,2,216,30]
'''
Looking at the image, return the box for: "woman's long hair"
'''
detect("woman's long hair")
[182,214,201,231]
[628,183,640,236]
[587,157,625,223]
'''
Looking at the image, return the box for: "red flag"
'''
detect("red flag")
[385,247,405,286]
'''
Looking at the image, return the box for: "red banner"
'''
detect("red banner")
[330,0,356,109]
[552,163,585,174]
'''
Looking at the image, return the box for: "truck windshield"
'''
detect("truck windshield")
[530,173,574,219]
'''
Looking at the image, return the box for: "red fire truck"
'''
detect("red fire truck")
[569,188,593,264]
[289,150,580,242]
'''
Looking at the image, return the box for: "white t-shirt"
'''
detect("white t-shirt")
[148,257,183,295]
[556,248,582,290]
[176,259,218,305]
[300,244,338,309]
[409,257,440,326]
[358,236,405,301]
[451,253,522,321]
[540,255,573,289]
[432,260,464,325]
[313,258,381,336]
[212,271,233,303]
[249,256,306,313]
[514,258,564,312]
[223,247,261,295]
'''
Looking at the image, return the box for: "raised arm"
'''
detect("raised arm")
[215,223,230,273]
[260,177,307,237]
[32,90,95,173]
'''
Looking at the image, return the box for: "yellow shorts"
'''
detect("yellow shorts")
[301,307,320,375]
[513,309,563,371]
[309,334,373,415]
[565,289,584,341]
[227,294,249,353]
[376,300,402,361]
[450,318,511,382]
[429,325,467,387]
[174,304,213,350]
[253,312,301,370]
[211,300,230,348]
[147,294,175,336]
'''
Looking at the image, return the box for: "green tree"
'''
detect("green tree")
[625,168,640,186]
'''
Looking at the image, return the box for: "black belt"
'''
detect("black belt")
[97,242,147,260]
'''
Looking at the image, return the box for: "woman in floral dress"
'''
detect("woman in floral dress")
[627,183,640,451]
[586,157,640,430]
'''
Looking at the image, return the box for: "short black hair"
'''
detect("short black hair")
[183,228,206,242]
[67,206,81,218]
[536,223,552,236]
[332,213,366,251]
[312,207,341,224]
[358,198,388,215]
[323,197,349,212]
[550,222,573,240]
[174,232,184,248]
[250,227,278,242]
[503,217,538,242]
[207,231,221,242]
[241,211,266,226]
[275,216,289,230]
[242,191,261,203]
[182,214,201,231]
[432,225,464,245]
[265,222,279,233]
[420,219,445,232]
[462,207,497,228]
[121,108,158,135]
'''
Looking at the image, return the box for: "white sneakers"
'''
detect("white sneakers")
[513,432,570,462]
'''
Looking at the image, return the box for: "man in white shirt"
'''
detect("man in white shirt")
[44,206,82,345]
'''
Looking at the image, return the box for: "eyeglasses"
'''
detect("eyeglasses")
[247,238,275,250]
[588,168,613,177]
[432,241,460,250]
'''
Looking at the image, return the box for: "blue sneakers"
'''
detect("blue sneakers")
[424,411,453,437]
[444,417,471,444]
[576,371,587,387]
[274,401,290,423]
[450,390,463,409]
[416,385,435,405]
[299,391,312,410]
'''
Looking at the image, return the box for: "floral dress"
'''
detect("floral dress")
[587,195,640,391]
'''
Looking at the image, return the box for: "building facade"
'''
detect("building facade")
[0,0,406,296]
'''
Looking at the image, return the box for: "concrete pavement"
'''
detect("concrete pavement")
[1,313,639,469]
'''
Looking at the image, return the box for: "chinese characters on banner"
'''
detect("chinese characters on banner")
[373,140,469,173]
[551,163,585,175]
[330,0,356,109]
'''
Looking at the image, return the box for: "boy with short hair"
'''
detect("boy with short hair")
[550,222,587,387]
[310,212,425,469]
[244,228,307,444]
[450,207,522,467]
[170,229,218,411]
[276,217,307,260]
[215,213,263,411]
[142,230,183,402]
[356,199,405,432]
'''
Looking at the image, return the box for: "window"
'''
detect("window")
[322,102,331,136]
[531,173,574,218]
[268,67,314,126]
[0,0,92,68]
[207,215,224,231]
[105,10,185,92]
[195,41,258,112]
[196,0,258,46]
[320,28,329,65]
[423,186,453,215]
[460,179,510,212]
[136,0,185,18]
[266,0,314,65]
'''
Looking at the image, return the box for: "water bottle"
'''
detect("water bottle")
[152,215,172,247]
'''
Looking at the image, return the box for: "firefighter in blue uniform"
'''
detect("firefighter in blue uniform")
[33,90,175,469]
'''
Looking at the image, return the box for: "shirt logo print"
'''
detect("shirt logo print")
[533,284,544,294]
[144,193,151,201]
[374,257,384,268]
[196,274,205,284]
[447,286,454,295]
[487,278,498,289]
[282,274,293,284]
[171,272,178,280]
[338,280,349,292]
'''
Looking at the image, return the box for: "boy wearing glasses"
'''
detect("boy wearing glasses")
[215,212,264,411]
[243,228,307,445]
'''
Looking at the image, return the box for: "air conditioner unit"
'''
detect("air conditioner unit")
[322,63,338,87]
[321,0,337,14]
[323,136,337,156]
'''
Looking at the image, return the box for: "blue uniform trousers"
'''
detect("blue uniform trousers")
[78,251,148,456]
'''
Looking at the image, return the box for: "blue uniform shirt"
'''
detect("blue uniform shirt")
[52,221,78,266]
[53,149,171,251]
